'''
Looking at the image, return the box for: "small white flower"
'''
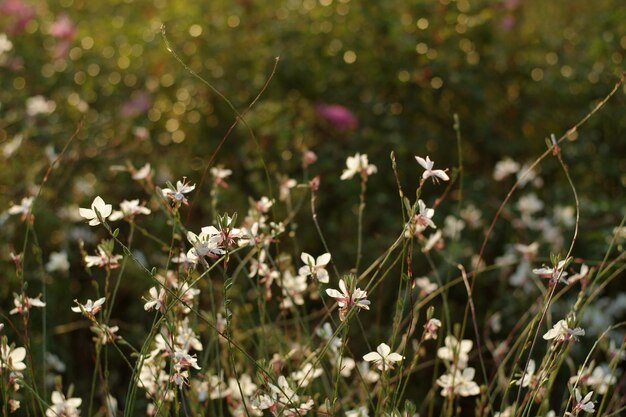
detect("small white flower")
[108,199,151,221]
[493,158,520,181]
[415,277,438,296]
[8,197,34,219]
[362,343,404,371]
[0,33,13,55]
[132,163,152,180]
[570,389,595,415]
[416,155,449,183]
[437,335,473,369]
[291,362,323,387]
[9,293,46,315]
[299,252,331,283]
[45,251,70,273]
[412,200,436,232]
[143,287,166,312]
[79,196,112,226]
[585,365,616,394]
[326,278,370,321]
[341,153,377,180]
[26,95,56,116]
[71,297,106,315]
[436,367,480,397]
[533,259,569,284]
[423,318,442,340]
[45,390,82,417]
[515,359,536,388]
[543,320,585,343]
[0,345,27,371]
[161,179,195,206]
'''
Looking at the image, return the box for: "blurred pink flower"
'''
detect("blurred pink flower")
[0,0,35,33]
[50,14,76,40]
[121,92,152,118]
[316,103,358,130]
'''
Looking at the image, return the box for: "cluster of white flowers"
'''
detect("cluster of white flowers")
[435,335,480,397]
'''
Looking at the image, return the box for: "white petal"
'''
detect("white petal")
[415,156,428,169]
[387,352,404,363]
[317,253,331,266]
[338,279,348,296]
[317,270,329,283]
[325,289,343,299]
[300,252,314,265]
[363,352,381,362]
[377,343,391,357]
[78,208,95,219]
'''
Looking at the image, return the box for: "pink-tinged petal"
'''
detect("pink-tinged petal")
[317,270,329,283]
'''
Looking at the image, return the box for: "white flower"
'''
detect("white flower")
[143,287,166,312]
[71,297,106,315]
[9,293,46,315]
[515,359,536,388]
[0,33,13,55]
[585,365,616,394]
[0,345,27,371]
[108,199,151,221]
[291,362,323,387]
[299,252,331,283]
[570,389,595,415]
[186,230,224,260]
[132,163,152,180]
[8,197,34,218]
[79,196,112,226]
[415,155,449,182]
[341,153,377,180]
[91,324,120,345]
[493,158,520,181]
[84,246,123,269]
[436,367,480,397]
[443,215,465,240]
[346,406,369,417]
[568,264,590,285]
[45,251,70,273]
[26,95,56,116]
[326,279,370,321]
[412,200,436,232]
[362,343,404,371]
[279,271,308,309]
[533,259,569,284]
[423,318,442,340]
[45,391,82,417]
[173,348,201,371]
[543,320,585,342]
[2,134,23,158]
[161,179,195,205]
[437,335,473,369]
[415,277,438,296]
